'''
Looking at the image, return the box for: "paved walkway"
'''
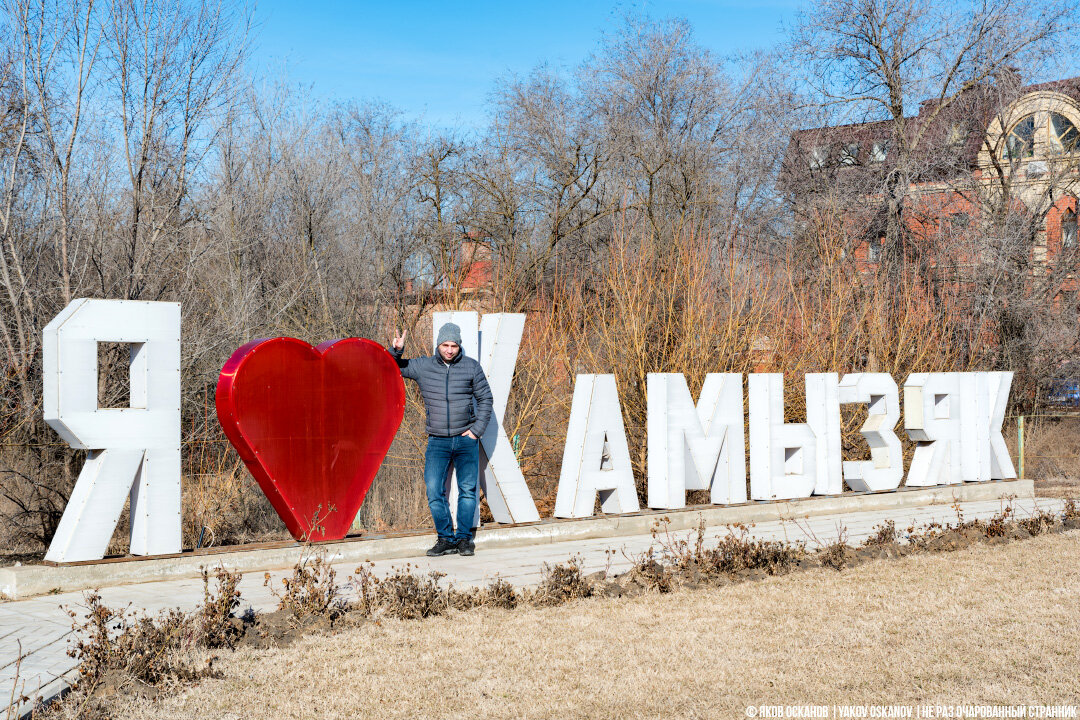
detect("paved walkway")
[1,496,1064,717]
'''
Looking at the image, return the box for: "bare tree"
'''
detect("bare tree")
[102,0,247,300]
[789,0,1077,267]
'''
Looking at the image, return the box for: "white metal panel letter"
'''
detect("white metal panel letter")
[957,371,1016,481]
[43,299,181,562]
[838,373,903,492]
[646,373,745,508]
[987,372,1017,479]
[554,374,639,518]
[748,374,817,500]
[959,372,991,482]
[904,372,962,486]
[806,373,842,495]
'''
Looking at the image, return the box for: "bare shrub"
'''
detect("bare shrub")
[198,566,244,649]
[984,506,1015,538]
[656,520,805,578]
[350,564,520,618]
[264,553,343,622]
[370,568,451,620]
[906,521,947,551]
[65,594,216,692]
[861,519,898,547]
[1017,509,1059,536]
[64,564,250,698]
[627,547,676,593]
[1022,418,1080,481]
[529,556,595,606]
[818,538,850,571]
[183,468,289,548]
[474,577,520,610]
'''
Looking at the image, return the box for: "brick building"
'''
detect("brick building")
[785,75,1080,276]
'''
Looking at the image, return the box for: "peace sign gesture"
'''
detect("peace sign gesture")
[391,327,407,351]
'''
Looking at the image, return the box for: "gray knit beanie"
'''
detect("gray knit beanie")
[436,322,463,348]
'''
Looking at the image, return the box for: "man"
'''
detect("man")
[389,322,493,557]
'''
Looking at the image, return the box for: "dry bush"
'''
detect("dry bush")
[353,561,440,619]
[657,520,805,578]
[774,209,972,381]
[350,564,520,618]
[769,215,977,477]
[1016,508,1059,536]
[198,567,245,649]
[626,546,676,593]
[703,526,805,576]
[554,229,776,493]
[983,505,1014,538]
[861,519,898,547]
[64,563,248,697]
[528,556,596,606]
[264,553,343,622]
[66,595,201,690]
[471,577,520,610]
[182,469,288,549]
[901,501,1074,552]
[447,577,523,612]
[506,217,978,512]
[817,538,850,571]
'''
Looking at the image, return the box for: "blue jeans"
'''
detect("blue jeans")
[424,434,479,542]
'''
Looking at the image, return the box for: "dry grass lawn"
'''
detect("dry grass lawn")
[116,531,1080,720]
[1035,476,1080,499]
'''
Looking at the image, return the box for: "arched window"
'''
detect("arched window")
[1062,208,1077,249]
[1004,115,1036,159]
[1050,113,1079,154]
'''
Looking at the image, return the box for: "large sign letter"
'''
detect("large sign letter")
[432,311,540,527]
[839,373,903,491]
[749,374,817,500]
[43,299,181,562]
[904,372,962,486]
[554,375,639,518]
[646,373,745,508]
[958,372,1017,482]
[986,372,1017,479]
[806,373,842,495]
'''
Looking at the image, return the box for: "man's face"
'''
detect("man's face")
[438,341,459,361]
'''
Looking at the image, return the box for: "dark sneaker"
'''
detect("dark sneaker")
[456,538,475,556]
[427,538,458,557]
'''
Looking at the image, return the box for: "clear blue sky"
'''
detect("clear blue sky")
[249,0,807,128]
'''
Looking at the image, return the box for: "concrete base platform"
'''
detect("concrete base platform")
[0,479,1032,600]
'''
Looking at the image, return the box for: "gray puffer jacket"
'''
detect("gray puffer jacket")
[389,346,494,438]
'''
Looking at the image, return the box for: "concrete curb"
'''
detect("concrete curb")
[0,479,1032,599]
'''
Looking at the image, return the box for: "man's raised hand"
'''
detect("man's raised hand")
[391,328,407,351]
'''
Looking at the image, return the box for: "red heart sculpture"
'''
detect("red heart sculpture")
[215,338,405,542]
